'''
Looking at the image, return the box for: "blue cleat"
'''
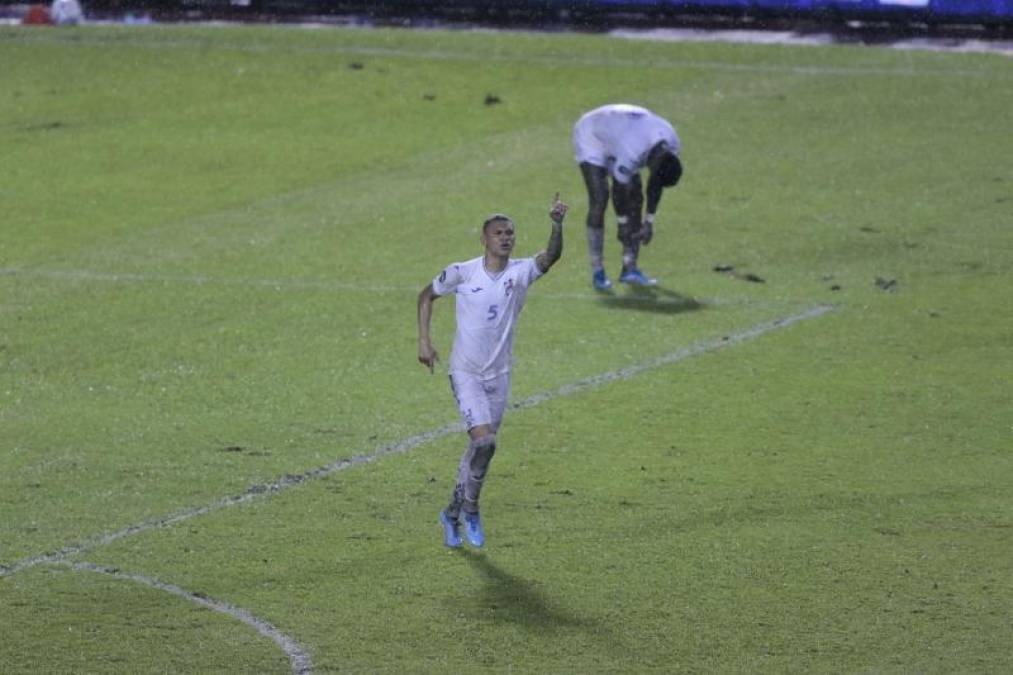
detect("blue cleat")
[592,269,613,291]
[618,268,658,286]
[439,510,462,548]
[463,512,485,548]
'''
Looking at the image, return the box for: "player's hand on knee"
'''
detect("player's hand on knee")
[638,221,654,245]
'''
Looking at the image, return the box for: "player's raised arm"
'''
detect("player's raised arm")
[536,193,567,273]
[417,283,440,373]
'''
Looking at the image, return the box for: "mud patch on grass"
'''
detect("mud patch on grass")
[713,264,765,283]
[21,121,66,133]
[875,276,899,292]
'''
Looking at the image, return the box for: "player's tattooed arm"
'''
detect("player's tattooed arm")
[536,193,567,273]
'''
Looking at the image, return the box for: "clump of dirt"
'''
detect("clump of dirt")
[713,264,765,283]
[875,277,898,292]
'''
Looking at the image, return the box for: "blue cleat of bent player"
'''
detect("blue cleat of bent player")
[463,512,485,548]
[439,510,462,548]
[618,268,658,286]
[592,269,613,291]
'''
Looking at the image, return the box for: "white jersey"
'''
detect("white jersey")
[50,0,83,24]
[432,255,543,380]
[573,104,680,184]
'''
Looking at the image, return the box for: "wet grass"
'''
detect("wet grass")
[1,21,1011,673]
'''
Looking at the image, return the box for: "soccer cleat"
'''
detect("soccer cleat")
[618,268,658,286]
[591,269,613,291]
[439,510,462,548]
[463,512,485,548]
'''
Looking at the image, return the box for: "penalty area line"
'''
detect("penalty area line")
[65,561,313,675]
[0,303,836,580]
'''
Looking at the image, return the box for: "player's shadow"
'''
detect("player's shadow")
[596,284,704,315]
[457,549,589,632]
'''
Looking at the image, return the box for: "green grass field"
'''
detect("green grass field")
[2,21,1011,673]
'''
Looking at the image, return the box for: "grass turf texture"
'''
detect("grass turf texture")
[2,21,1011,673]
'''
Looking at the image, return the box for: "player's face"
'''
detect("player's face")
[483,220,515,257]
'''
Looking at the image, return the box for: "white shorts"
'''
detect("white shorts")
[572,118,608,168]
[449,371,511,432]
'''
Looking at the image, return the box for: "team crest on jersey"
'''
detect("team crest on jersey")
[439,270,447,283]
[503,278,514,296]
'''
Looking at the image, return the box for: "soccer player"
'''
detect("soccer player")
[417,194,568,548]
[573,103,683,290]
[50,0,84,25]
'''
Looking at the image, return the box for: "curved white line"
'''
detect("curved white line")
[67,561,313,674]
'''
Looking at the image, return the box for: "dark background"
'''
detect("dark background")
[4,1,1012,36]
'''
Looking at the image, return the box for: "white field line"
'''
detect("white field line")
[4,29,1008,80]
[0,265,411,294]
[66,561,313,675]
[0,265,747,304]
[513,303,835,407]
[0,303,835,579]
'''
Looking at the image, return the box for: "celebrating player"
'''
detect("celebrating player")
[417,194,567,548]
[573,103,683,290]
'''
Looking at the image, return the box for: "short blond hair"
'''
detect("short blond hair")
[482,214,513,233]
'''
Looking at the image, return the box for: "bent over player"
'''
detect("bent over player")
[573,103,683,290]
[417,194,567,548]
